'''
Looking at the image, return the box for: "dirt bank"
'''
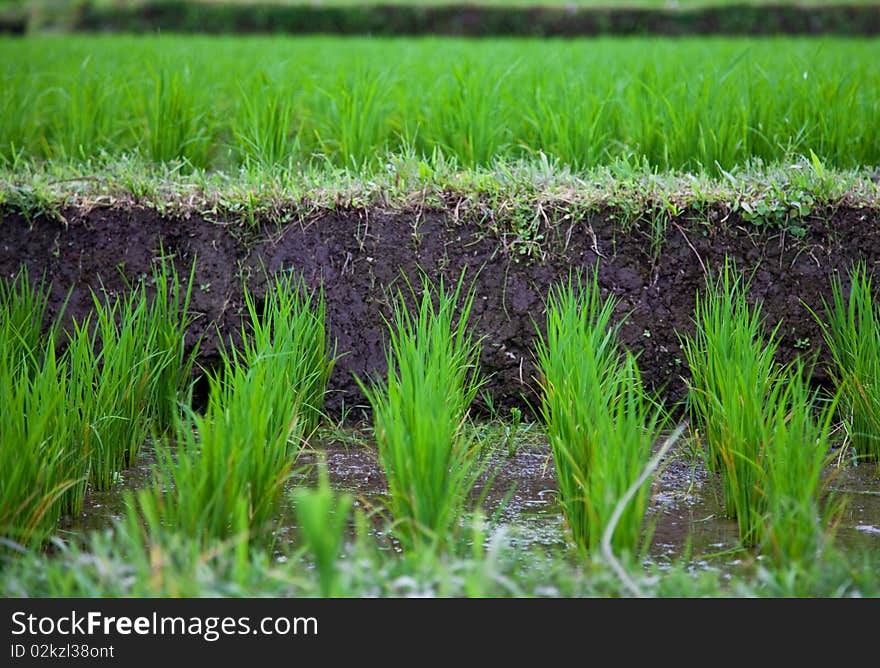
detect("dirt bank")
[2,204,878,418]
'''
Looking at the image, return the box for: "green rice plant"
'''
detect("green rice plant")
[146,254,201,431]
[4,36,880,171]
[234,72,299,168]
[535,271,668,555]
[50,57,115,161]
[292,459,353,597]
[0,266,54,376]
[814,263,880,463]
[139,359,303,546]
[235,270,334,435]
[359,273,485,552]
[312,66,392,168]
[66,284,163,491]
[0,269,87,522]
[682,259,839,554]
[135,269,330,545]
[761,362,840,565]
[0,66,45,165]
[523,81,614,169]
[0,342,84,549]
[425,63,514,167]
[138,67,211,168]
[680,260,780,544]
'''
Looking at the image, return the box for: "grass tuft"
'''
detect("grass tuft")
[133,269,332,546]
[682,258,840,557]
[815,263,880,464]
[535,269,668,555]
[359,272,485,552]
[292,458,353,597]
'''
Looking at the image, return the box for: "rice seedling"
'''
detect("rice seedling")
[49,56,115,161]
[682,259,840,552]
[0,269,89,537]
[65,283,163,491]
[292,459,354,597]
[680,259,779,544]
[234,71,299,168]
[535,270,669,555]
[135,269,332,545]
[145,254,201,432]
[522,79,614,170]
[62,258,199,492]
[761,362,840,565]
[426,63,515,167]
[235,270,335,435]
[359,273,485,552]
[3,36,879,172]
[0,343,82,549]
[136,359,302,546]
[813,263,880,463]
[138,66,211,168]
[312,65,392,168]
[0,266,55,376]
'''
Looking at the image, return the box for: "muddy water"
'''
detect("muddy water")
[59,426,880,568]
[57,445,157,537]
[829,462,880,552]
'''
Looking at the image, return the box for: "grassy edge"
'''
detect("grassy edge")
[2,153,878,224]
[2,154,878,265]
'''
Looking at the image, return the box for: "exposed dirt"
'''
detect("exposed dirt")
[2,204,880,418]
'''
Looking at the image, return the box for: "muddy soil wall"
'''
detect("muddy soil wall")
[2,205,878,418]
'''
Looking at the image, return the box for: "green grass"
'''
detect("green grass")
[234,270,334,435]
[4,506,879,598]
[292,459,354,597]
[4,154,875,241]
[132,269,332,546]
[681,260,840,556]
[2,36,879,173]
[0,341,82,549]
[535,271,669,556]
[65,284,164,491]
[815,263,880,464]
[359,273,486,552]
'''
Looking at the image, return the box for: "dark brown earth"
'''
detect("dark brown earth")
[2,204,879,419]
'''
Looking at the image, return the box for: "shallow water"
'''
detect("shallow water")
[58,425,880,570]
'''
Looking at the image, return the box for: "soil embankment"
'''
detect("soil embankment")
[2,204,878,417]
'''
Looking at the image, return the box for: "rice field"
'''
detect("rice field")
[1,257,879,596]
[2,36,879,173]
[2,19,879,600]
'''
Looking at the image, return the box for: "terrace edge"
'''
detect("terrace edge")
[3,202,879,419]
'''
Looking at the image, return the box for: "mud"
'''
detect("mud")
[2,204,880,418]
[60,428,880,562]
